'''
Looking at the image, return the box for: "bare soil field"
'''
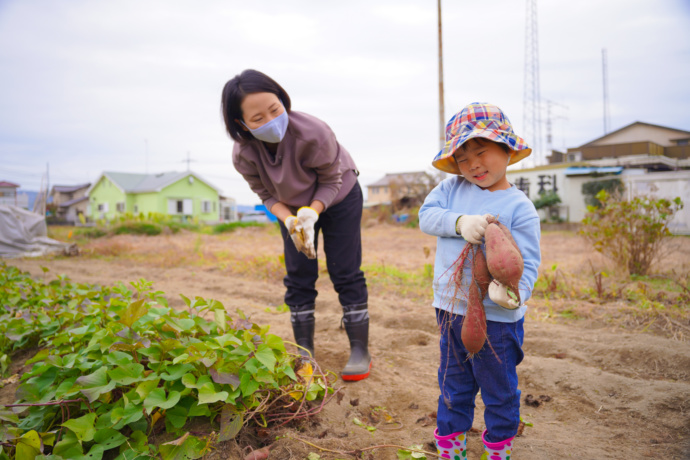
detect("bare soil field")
[5,224,690,459]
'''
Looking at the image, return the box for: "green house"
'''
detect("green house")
[86,171,221,222]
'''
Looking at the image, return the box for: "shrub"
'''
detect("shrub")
[212,222,265,234]
[581,178,623,208]
[113,222,162,236]
[579,190,683,276]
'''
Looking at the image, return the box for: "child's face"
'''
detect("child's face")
[453,138,512,191]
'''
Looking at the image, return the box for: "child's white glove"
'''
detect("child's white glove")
[455,214,491,244]
[295,206,318,259]
[488,281,520,310]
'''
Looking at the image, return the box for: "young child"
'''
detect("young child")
[418,102,541,459]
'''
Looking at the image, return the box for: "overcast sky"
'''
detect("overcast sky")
[1,0,689,205]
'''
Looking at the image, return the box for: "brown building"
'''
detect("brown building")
[550,122,690,167]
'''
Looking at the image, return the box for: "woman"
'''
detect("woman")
[221,69,371,381]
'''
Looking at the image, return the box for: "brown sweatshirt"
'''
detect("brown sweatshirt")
[232,111,358,212]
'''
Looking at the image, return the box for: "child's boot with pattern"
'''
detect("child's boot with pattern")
[481,429,514,460]
[434,428,467,459]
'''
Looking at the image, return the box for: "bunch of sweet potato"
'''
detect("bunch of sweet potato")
[461,217,523,355]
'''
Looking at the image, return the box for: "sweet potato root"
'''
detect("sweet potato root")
[460,246,490,354]
[485,222,523,302]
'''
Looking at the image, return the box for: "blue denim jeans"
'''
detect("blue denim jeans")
[435,308,524,443]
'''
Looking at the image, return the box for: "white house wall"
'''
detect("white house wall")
[506,167,591,222]
[623,171,690,235]
[507,167,690,234]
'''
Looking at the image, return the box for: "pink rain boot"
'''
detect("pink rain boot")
[481,429,514,460]
[434,428,467,459]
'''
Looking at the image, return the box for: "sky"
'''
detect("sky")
[1,0,689,205]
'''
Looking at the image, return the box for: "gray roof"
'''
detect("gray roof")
[52,183,91,193]
[367,172,427,187]
[99,171,220,193]
[58,196,89,208]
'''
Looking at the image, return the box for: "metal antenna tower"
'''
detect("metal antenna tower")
[602,48,610,134]
[523,0,542,167]
[544,99,569,157]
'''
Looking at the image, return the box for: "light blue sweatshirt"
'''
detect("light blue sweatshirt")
[419,176,541,323]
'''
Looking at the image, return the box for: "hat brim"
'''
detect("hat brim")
[432,129,531,175]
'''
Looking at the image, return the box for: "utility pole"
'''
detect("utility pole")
[523,0,542,167]
[182,152,195,172]
[602,48,610,134]
[437,0,445,149]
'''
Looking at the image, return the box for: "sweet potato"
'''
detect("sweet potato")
[460,246,490,354]
[461,280,487,355]
[485,222,523,302]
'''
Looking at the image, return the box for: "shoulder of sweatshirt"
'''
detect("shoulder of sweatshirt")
[286,111,334,144]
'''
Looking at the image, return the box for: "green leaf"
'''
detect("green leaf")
[160,363,194,381]
[62,413,97,442]
[16,430,41,460]
[52,431,83,457]
[93,428,127,450]
[213,309,226,333]
[159,433,208,460]
[143,388,181,412]
[135,378,160,400]
[165,406,188,429]
[108,363,146,385]
[218,405,243,441]
[254,345,277,370]
[111,402,145,430]
[239,371,260,398]
[197,383,229,405]
[120,299,148,328]
[75,367,116,402]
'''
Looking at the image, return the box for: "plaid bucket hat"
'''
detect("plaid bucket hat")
[432,102,531,175]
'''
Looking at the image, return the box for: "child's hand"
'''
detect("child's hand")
[488,280,520,310]
[455,214,490,244]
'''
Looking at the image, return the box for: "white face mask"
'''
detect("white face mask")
[244,110,289,143]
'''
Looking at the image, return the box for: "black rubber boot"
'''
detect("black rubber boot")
[289,304,315,358]
[341,318,372,381]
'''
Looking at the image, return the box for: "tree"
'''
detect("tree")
[579,190,683,276]
[388,170,444,212]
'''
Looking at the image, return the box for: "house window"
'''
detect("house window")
[116,202,125,213]
[168,199,193,215]
[134,205,138,213]
[202,200,212,213]
[97,203,109,212]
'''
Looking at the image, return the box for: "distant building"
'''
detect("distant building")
[509,121,690,234]
[219,195,238,222]
[549,121,690,164]
[0,181,29,209]
[365,172,432,208]
[50,183,90,224]
[86,171,222,223]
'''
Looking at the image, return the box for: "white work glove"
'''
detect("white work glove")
[488,280,520,310]
[284,215,309,256]
[455,214,491,244]
[295,207,318,259]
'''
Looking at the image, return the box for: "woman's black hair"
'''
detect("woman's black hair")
[221,69,292,143]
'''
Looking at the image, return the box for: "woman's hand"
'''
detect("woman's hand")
[295,207,319,259]
[285,215,310,257]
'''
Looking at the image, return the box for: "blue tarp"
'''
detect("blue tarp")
[564,166,624,176]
